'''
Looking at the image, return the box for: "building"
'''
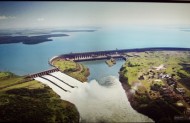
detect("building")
[175,88,186,95]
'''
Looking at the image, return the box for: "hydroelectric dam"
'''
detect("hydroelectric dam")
[29,47,190,95]
[26,47,190,122]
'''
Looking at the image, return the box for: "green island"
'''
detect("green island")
[105,58,116,67]
[119,51,190,122]
[0,59,89,122]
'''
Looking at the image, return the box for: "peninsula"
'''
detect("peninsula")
[0,34,69,45]
[0,29,97,45]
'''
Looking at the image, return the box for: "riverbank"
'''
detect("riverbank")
[0,72,80,123]
[119,51,190,122]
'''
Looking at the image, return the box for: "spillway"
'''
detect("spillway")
[34,72,153,122]
[35,76,71,100]
[34,71,85,101]
[50,71,83,87]
[48,74,76,88]
[42,75,73,92]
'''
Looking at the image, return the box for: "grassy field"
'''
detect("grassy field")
[0,72,15,80]
[52,58,89,82]
[0,72,79,123]
[121,51,190,87]
[0,72,11,78]
[52,59,77,72]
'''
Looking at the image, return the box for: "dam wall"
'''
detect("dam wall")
[50,47,190,63]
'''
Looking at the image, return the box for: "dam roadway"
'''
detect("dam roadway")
[49,47,190,63]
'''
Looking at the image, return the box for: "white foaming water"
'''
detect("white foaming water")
[35,75,153,122]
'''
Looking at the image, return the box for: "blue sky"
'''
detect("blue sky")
[0,2,190,29]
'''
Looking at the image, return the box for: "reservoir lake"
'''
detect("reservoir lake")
[0,26,190,80]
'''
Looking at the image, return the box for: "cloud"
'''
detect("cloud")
[0,15,16,20]
[37,18,44,22]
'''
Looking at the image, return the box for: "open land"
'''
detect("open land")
[51,58,90,82]
[119,51,190,122]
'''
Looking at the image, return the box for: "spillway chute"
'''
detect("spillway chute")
[34,76,72,100]
[50,71,84,87]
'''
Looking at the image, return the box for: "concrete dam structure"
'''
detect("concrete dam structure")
[32,47,190,94]
[49,47,190,63]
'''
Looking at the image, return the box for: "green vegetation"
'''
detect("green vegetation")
[121,51,190,86]
[52,58,89,82]
[120,51,190,122]
[0,72,15,80]
[0,72,79,123]
[52,59,77,72]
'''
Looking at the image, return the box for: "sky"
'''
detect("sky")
[0,2,190,29]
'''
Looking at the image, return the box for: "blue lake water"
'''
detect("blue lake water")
[80,60,125,81]
[0,26,190,80]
